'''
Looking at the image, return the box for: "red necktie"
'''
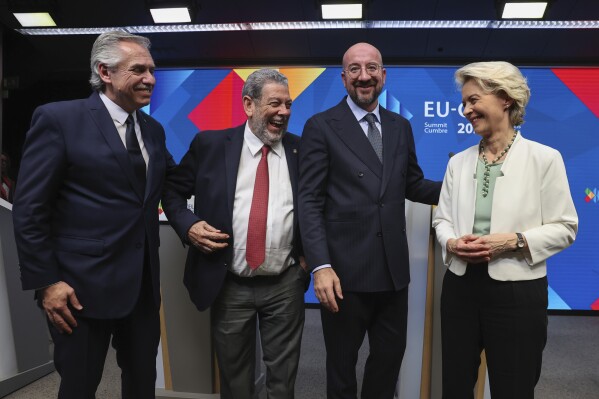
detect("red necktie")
[246,145,270,269]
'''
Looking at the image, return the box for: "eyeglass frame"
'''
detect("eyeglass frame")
[343,63,384,79]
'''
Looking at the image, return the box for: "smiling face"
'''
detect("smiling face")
[341,43,386,112]
[100,40,156,113]
[461,79,513,138]
[244,82,292,146]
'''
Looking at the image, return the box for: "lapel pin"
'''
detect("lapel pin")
[293,148,298,154]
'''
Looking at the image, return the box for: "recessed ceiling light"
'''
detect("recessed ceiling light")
[150,7,191,24]
[13,12,56,27]
[321,4,363,20]
[502,2,548,19]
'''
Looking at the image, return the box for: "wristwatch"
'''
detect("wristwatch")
[515,233,525,250]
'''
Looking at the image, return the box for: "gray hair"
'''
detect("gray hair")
[242,69,288,101]
[89,31,151,92]
[455,61,530,126]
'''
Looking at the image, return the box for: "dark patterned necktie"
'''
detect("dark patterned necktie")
[364,113,383,163]
[125,114,146,194]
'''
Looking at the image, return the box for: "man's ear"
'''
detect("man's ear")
[98,64,111,84]
[243,95,254,118]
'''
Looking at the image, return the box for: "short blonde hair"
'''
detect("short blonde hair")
[455,61,530,126]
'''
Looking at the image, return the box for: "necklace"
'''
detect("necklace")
[479,131,517,197]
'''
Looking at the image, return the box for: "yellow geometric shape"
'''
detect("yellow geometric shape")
[279,68,327,100]
[233,68,262,82]
[233,67,327,101]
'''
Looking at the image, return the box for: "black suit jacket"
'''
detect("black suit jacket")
[298,97,441,292]
[162,124,302,311]
[13,92,174,318]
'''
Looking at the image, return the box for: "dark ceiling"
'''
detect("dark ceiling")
[1,0,598,87]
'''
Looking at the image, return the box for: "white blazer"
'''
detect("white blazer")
[433,133,578,281]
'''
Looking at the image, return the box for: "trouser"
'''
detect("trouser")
[441,264,548,399]
[320,288,409,399]
[211,265,308,399]
[49,264,160,399]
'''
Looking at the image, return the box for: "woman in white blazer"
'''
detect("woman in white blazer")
[433,61,578,399]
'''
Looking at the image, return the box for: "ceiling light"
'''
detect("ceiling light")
[321,4,363,20]
[13,12,56,27]
[501,2,548,19]
[150,7,192,23]
[15,19,599,36]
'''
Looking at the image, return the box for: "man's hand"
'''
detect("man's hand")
[187,221,229,254]
[40,281,82,334]
[447,234,491,264]
[313,268,343,313]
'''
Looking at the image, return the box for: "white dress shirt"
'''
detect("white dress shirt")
[99,92,149,168]
[231,123,295,276]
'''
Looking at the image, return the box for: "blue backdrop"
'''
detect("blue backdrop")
[148,66,599,311]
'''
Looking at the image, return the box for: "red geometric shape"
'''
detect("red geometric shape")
[188,71,247,131]
[552,68,599,119]
[591,297,599,310]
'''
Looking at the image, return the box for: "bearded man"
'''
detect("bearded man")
[162,69,308,399]
[298,43,441,399]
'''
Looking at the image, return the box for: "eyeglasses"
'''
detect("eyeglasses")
[344,63,383,78]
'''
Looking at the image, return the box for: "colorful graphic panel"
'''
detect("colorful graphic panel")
[150,67,599,311]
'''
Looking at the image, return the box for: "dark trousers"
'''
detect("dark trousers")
[441,264,548,399]
[320,288,408,399]
[48,265,160,399]
[211,265,308,399]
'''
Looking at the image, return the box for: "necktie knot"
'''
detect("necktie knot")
[364,113,377,126]
[126,114,134,126]
[261,145,270,158]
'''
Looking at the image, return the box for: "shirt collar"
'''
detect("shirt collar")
[244,121,283,158]
[99,92,136,126]
[346,96,381,124]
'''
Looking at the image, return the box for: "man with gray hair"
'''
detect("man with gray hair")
[162,69,308,399]
[13,31,174,398]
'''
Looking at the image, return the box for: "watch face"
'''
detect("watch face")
[517,233,525,248]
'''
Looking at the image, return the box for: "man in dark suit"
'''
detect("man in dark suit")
[162,69,308,399]
[298,42,441,398]
[12,31,174,398]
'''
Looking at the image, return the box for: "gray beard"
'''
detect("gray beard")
[252,119,286,146]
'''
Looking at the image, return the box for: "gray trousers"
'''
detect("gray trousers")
[212,265,308,399]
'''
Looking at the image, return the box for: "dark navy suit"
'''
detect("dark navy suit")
[13,92,174,398]
[299,97,441,398]
[161,124,303,311]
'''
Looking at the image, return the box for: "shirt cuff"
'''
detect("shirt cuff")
[312,264,332,274]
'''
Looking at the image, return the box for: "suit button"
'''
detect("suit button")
[376,232,383,237]
[379,202,384,207]
[358,171,364,178]
[135,242,142,249]
[224,262,228,268]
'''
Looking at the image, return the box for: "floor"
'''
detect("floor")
[4,311,599,398]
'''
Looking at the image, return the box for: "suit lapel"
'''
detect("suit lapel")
[329,99,383,179]
[224,125,245,221]
[87,93,144,202]
[282,135,299,198]
[379,107,399,198]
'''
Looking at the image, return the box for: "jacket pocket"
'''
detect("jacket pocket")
[53,236,104,256]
